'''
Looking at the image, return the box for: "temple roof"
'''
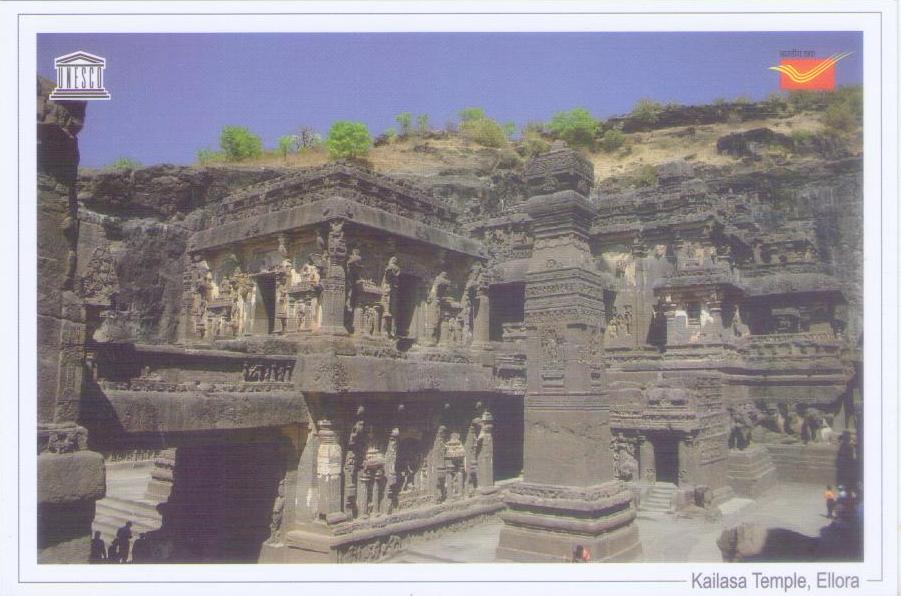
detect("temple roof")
[205,161,460,230]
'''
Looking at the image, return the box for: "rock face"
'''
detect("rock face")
[36,76,106,563]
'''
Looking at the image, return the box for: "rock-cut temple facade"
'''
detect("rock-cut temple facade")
[36,79,862,563]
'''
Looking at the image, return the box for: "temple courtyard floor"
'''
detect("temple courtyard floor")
[384,483,837,563]
[97,464,851,563]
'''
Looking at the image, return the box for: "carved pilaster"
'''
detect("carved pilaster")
[318,219,349,335]
[316,420,343,520]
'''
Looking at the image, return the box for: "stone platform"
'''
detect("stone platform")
[496,481,641,562]
[727,445,778,498]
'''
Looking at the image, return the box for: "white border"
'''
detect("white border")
[2,2,897,595]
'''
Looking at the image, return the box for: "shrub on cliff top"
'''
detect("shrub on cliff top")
[219,126,263,161]
[277,135,297,162]
[108,157,141,170]
[599,129,626,152]
[459,107,508,148]
[325,121,372,160]
[630,99,663,127]
[395,112,413,137]
[548,108,599,149]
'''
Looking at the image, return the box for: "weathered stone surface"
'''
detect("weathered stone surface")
[78,165,285,219]
[37,451,106,504]
[36,76,109,564]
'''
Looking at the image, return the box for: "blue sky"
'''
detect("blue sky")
[37,32,863,168]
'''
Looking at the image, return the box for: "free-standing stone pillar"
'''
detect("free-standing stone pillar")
[497,142,640,563]
[317,219,349,335]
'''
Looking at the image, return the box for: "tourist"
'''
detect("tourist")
[115,521,134,563]
[107,537,119,563]
[89,531,106,563]
[572,545,584,562]
[131,533,149,563]
[824,485,836,518]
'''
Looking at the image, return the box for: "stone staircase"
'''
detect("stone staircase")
[640,482,677,513]
[92,495,164,545]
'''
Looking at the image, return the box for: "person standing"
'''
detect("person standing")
[115,521,134,563]
[89,531,106,563]
[107,537,119,563]
[131,533,150,563]
[824,485,836,518]
[836,485,849,519]
[572,545,583,562]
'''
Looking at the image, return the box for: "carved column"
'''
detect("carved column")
[497,142,640,563]
[315,420,344,521]
[317,219,349,335]
[477,409,495,489]
[472,287,491,347]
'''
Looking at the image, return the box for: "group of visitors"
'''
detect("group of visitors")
[89,521,153,563]
[571,544,591,562]
[824,484,859,520]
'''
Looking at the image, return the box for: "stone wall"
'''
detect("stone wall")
[36,76,106,563]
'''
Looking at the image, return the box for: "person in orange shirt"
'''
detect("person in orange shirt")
[824,485,836,518]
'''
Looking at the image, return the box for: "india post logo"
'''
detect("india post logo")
[49,50,111,100]
[768,51,852,90]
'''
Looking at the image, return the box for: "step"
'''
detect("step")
[94,505,160,528]
[96,498,162,520]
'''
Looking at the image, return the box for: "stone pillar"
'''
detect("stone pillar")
[472,288,491,347]
[477,410,494,489]
[36,76,106,563]
[145,448,177,501]
[317,219,349,335]
[497,143,640,563]
[315,420,343,521]
[702,292,725,339]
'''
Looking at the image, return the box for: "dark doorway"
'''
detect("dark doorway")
[394,274,419,339]
[492,396,524,481]
[153,441,284,562]
[653,435,680,485]
[253,275,276,335]
[489,283,525,341]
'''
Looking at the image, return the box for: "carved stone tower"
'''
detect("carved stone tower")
[496,142,641,562]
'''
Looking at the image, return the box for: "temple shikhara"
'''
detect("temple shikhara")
[36,77,862,564]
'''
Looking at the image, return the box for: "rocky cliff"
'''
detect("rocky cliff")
[72,96,863,346]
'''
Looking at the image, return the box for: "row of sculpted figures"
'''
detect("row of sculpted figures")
[317,400,495,524]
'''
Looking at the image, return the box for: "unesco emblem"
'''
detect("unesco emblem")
[49,50,111,101]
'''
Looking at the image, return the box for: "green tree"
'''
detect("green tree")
[416,114,430,136]
[503,122,517,139]
[219,126,263,161]
[108,157,141,170]
[277,135,296,162]
[395,112,413,136]
[325,121,372,160]
[457,107,508,148]
[459,107,487,123]
[548,108,598,148]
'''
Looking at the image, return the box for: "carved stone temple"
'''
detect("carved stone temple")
[36,79,862,563]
